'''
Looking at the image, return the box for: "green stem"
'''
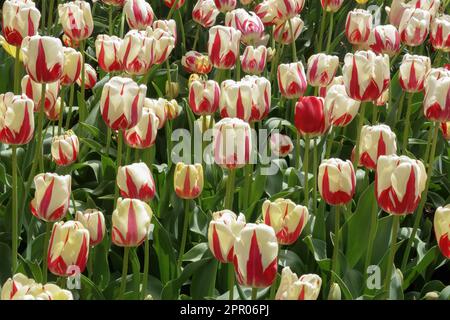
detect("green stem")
[177,199,191,273]
[228,263,235,300]
[372,105,378,124]
[235,52,241,80]
[395,92,405,124]
[318,10,327,53]
[65,84,75,130]
[224,169,236,210]
[57,87,65,136]
[141,236,150,299]
[251,287,257,300]
[114,131,123,208]
[37,83,47,172]
[303,135,310,207]
[402,93,414,153]
[363,200,378,293]
[14,47,21,94]
[288,18,297,62]
[42,222,52,283]
[119,247,130,299]
[331,205,341,283]
[167,0,181,19]
[384,215,400,298]
[295,131,301,171]
[46,0,55,31]
[165,120,173,168]
[270,41,282,84]
[312,138,318,214]
[351,102,366,170]
[125,145,131,165]
[79,41,86,123]
[192,24,200,51]
[11,145,18,273]
[325,13,334,53]
[166,60,174,98]
[120,11,125,38]
[177,9,186,54]
[109,5,114,35]
[106,127,112,156]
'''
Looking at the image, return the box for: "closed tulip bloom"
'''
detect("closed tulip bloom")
[145,97,167,129]
[295,96,330,137]
[345,9,372,45]
[47,220,89,277]
[124,0,154,30]
[321,0,344,13]
[44,96,62,121]
[208,210,246,263]
[213,117,252,169]
[275,267,322,300]
[174,163,204,199]
[357,125,397,170]
[189,80,220,115]
[0,93,34,145]
[430,15,450,52]
[27,283,73,300]
[273,16,304,45]
[112,198,153,247]
[387,0,410,27]
[214,0,236,13]
[21,35,64,83]
[95,35,123,73]
[368,24,401,57]
[441,122,450,140]
[262,198,309,245]
[152,19,177,42]
[60,47,83,86]
[375,87,390,106]
[325,84,360,127]
[434,205,450,258]
[182,51,212,74]
[164,0,185,8]
[306,53,339,88]
[272,0,305,21]
[375,155,427,215]
[2,0,41,47]
[76,63,97,89]
[193,0,219,28]
[1,273,37,300]
[117,162,156,201]
[58,1,94,41]
[241,45,267,75]
[208,26,242,69]
[21,75,60,113]
[51,130,79,166]
[342,50,390,102]
[424,69,450,122]
[269,133,294,157]
[399,8,431,46]
[124,107,159,149]
[165,99,182,120]
[225,9,266,46]
[145,27,176,65]
[399,54,431,93]
[219,79,253,121]
[119,30,153,75]
[100,76,146,130]
[318,158,356,206]
[75,209,106,246]
[277,62,307,99]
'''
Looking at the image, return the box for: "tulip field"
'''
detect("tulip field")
[0,0,449,302]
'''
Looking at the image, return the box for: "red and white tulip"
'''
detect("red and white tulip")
[58,0,94,41]
[269,133,294,158]
[95,35,123,73]
[240,45,268,75]
[124,107,159,149]
[76,63,97,89]
[124,0,154,30]
[399,54,431,93]
[208,26,242,69]
[325,84,360,127]
[277,62,307,99]
[2,0,40,47]
[318,158,356,206]
[174,163,204,199]
[275,267,322,300]
[306,53,339,88]
[399,8,431,47]
[75,209,106,247]
[357,124,397,170]
[51,130,79,166]
[61,47,83,86]
[0,93,34,145]
[368,24,401,57]
[117,162,156,201]
[434,205,450,258]
[189,79,220,116]
[345,9,372,45]
[193,0,219,28]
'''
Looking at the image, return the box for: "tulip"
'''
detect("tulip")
[1,273,36,300]
[254,1,276,26]
[213,117,252,169]
[26,283,74,300]
[434,205,450,258]
[423,68,450,122]
[208,210,246,263]
[325,84,360,127]
[60,47,83,86]
[320,0,344,13]
[165,99,182,120]
[75,209,106,246]
[124,107,159,149]
[357,125,397,170]
[21,75,60,113]
[58,1,94,41]
[375,155,427,215]
[345,9,372,45]
[95,35,123,73]
[76,63,97,90]
[62,34,80,49]
[152,19,177,42]
[112,198,153,247]
[273,16,304,45]
[262,198,309,245]
[306,53,339,88]
[214,0,236,13]
[189,79,220,115]
[275,267,322,300]
[21,35,64,84]
[47,220,90,277]
[44,96,62,122]
[0,92,34,145]
[399,8,431,47]
[119,30,153,75]
[242,75,271,122]
[164,0,185,8]
[117,163,156,201]
[208,26,242,69]
[269,133,294,158]
[144,27,176,65]
[124,0,154,30]
[225,9,266,46]
[441,122,450,140]
[295,96,330,137]
[145,97,167,129]
[271,0,305,22]
[277,62,307,99]
[375,87,390,107]
[318,158,356,206]
[51,130,79,166]
[181,51,212,74]
[387,0,410,27]
[342,50,390,102]
[100,76,146,130]
[233,223,278,288]
[174,163,204,199]
[328,283,342,300]
[219,80,253,121]
[399,54,431,93]
[319,75,344,98]
[193,0,219,28]
[430,15,450,52]
[195,115,215,133]
[368,25,401,57]
[240,45,267,75]
[2,0,40,47]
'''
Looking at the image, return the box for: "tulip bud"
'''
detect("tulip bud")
[145,97,167,129]
[47,220,90,276]
[213,117,252,169]
[342,50,390,102]
[262,198,309,245]
[320,0,344,13]
[241,45,268,75]
[60,47,83,86]
[375,155,427,215]
[357,124,397,170]
[2,0,41,47]
[225,9,266,46]
[21,35,64,83]
[368,24,401,57]
[424,291,440,300]
[269,133,294,157]
[119,30,153,75]
[430,14,450,52]
[195,115,215,133]
[164,0,185,8]
[193,0,219,28]
[214,0,237,13]
[76,63,97,90]
[325,84,360,127]
[208,26,242,70]
[345,9,372,45]
[95,35,123,73]
[174,163,204,199]
[434,205,450,258]
[233,223,278,288]
[294,96,330,137]
[75,209,106,246]
[58,0,94,41]
[165,99,182,120]
[441,122,450,140]
[318,158,356,206]
[423,68,450,122]
[124,107,159,149]
[182,51,212,74]
[0,92,35,145]
[277,62,307,99]
[124,0,154,30]
[117,162,156,201]
[399,8,431,47]
[165,81,179,99]
[219,80,253,121]
[399,54,431,93]
[1,273,36,300]
[21,75,60,114]
[274,16,304,45]
[51,130,79,166]
[100,76,146,130]
[189,80,220,116]
[328,283,342,300]
[275,267,322,300]
[188,74,202,89]
[306,53,339,88]
[112,198,153,247]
